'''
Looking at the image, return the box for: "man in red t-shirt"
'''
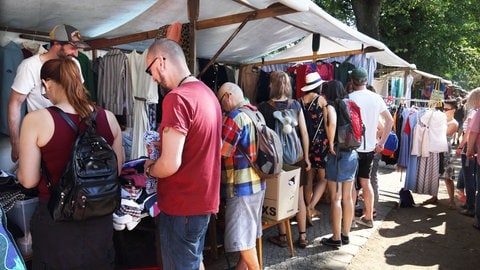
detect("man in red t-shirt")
[144,38,222,269]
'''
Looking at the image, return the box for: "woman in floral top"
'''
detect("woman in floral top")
[298,71,329,226]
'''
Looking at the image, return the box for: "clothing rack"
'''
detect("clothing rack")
[388,97,456,103]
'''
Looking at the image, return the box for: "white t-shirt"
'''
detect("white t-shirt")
[11,55,83,112]
[349,89,388,152]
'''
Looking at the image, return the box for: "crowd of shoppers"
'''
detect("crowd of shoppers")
[7,25,478,269]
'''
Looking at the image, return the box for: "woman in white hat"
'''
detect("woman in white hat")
[298,71,329,226]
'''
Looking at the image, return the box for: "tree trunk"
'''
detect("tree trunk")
[351,0,382,39]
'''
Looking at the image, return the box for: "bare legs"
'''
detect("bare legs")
[304,169,315,204]
[236,248,260,270]
[327,179,354,240]
[306,168,327,224]
[445,178,456,208]
[358,177,374,221]
[297,186,307,242]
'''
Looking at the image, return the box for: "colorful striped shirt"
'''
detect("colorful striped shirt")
[220,105,265,199]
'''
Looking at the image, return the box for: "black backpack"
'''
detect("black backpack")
[238,107,283,178]
[43,106,120,221]
[399,188,415,208]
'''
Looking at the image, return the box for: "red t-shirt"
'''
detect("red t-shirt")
[157,81,222,216]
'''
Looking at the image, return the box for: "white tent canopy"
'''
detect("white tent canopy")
[0,0,414,67]
[246,33,416,68]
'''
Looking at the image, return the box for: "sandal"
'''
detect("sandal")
[297,232,308,248]
[355,208,377,218]
[321,237,341,248]
[268,234,287,248]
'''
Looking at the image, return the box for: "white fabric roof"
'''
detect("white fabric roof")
[246,34,416,68]
[0,0,414,67]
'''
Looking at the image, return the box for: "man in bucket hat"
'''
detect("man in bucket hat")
[348,67,393,228]
[8,24,87,162]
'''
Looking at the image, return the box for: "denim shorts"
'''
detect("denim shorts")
[325,150,358,182]
[224,190,265,252]
[157,212,210,270]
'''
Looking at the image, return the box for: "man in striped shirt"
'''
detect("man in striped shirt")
[218,82,264,270]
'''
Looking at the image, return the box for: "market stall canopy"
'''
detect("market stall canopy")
[0,0,413,67]
[246,33,415,69]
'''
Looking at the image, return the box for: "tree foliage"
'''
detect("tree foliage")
[313,0,480,90]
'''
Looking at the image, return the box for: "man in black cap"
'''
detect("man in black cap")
[8,24,88,162]
[348,67,394,228]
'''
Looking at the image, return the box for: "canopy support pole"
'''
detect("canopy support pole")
[187,0,199,74]
[197,12,256,79]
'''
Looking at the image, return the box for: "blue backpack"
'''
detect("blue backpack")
[269,99,304,165]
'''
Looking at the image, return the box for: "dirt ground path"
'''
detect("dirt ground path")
[348,179,480,270]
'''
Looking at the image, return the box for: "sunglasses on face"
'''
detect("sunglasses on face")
[145,57,166,76]
[219,92,228,104]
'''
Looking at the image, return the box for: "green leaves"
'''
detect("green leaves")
[314,0,480,90]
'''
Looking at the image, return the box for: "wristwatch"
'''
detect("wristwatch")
[146,163,155,178]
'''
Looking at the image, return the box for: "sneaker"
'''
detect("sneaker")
[460,209,475,217]
[351,220,358,229]
[356,216,374,228]
[355,208,377,218]
[321,237,341,248]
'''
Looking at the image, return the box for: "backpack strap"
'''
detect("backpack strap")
[43,106,97,190]
[268,99,277,109]
[50,106,98,134]
[287,98,294,109]
[237,107,265,178]
[268,98,294,110]
[50,106,79,134]
[43,107,80,191]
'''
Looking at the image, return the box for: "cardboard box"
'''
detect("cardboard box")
[262,165,300,221]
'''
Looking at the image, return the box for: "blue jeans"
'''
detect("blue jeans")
[157,212,210,270]
[461,155,477,211]
[456,167,465,190]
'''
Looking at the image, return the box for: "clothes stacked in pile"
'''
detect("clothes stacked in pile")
[113,158,160,231]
